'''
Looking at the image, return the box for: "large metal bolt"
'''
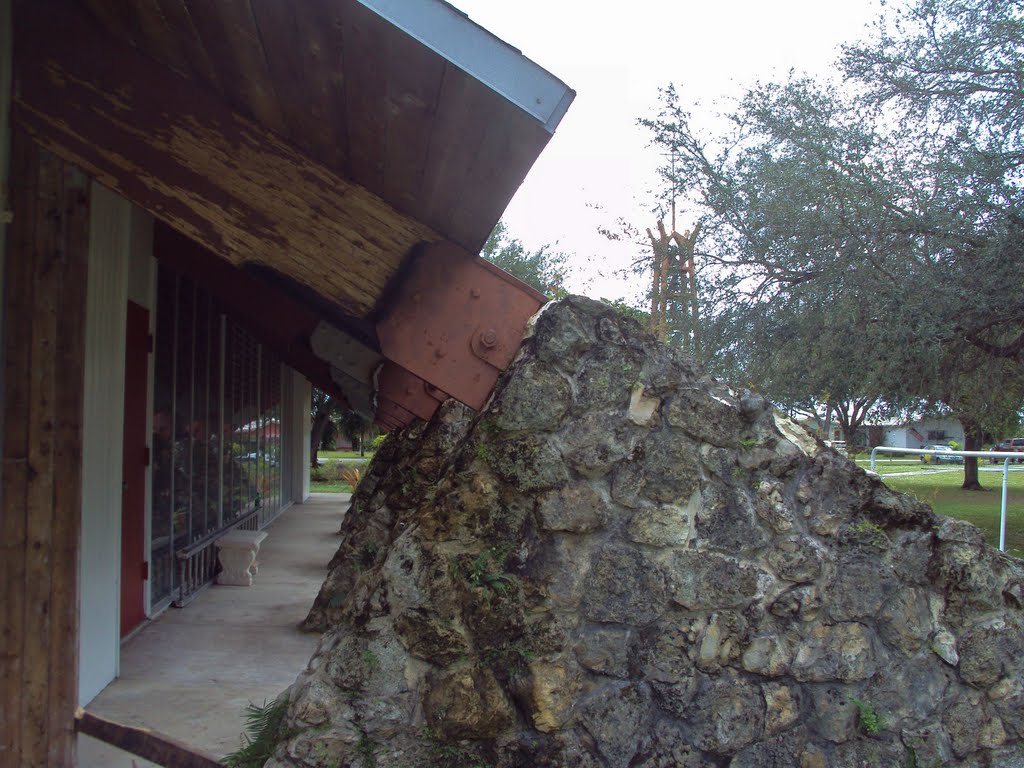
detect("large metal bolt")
[480,329,498,349]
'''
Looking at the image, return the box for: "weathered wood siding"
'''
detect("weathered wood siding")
[0,130,90,768]
[78,185,132,706]
[1,0,11,358]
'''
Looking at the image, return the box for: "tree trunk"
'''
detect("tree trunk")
[310,410,331,468]
[840,423,858,449]
[961,419,985,491]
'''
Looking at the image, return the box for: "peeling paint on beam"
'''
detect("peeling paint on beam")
[13,1,440,319]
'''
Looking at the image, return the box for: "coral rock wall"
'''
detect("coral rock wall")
[277,297,1023,768]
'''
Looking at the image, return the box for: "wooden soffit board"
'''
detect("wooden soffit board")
[73,0,571,254]
[13,0,441,319]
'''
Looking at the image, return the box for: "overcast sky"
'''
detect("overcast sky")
[451,0,884,303]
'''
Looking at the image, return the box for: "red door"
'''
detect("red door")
[121,301,150,637]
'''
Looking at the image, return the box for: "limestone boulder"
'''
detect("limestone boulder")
[273,297,1022,768]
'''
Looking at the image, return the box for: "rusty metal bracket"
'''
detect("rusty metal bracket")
[376,396,417,430]
[376,362,445,421]
[375,242,546,410]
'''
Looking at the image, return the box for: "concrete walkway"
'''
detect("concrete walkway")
[78,494,348,767]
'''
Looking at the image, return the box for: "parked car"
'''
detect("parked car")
[990,438,1024,464]
[920,444,963,464]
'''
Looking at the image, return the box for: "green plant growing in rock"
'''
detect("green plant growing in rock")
[360,540,380,567]
[312,741,341,768]
[481,638,538,670]
[355,730,378,767]
[363,650,380,674]
[222,695,293,768]
[399,466,421,496]
[456,545,515,600]
[851,698,887,735]
[738,435,759,450]
[848,520,889,549]
[474,440,492,463]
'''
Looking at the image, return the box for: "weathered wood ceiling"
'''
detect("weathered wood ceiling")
[77,0,558,257]
[13,0,571,426]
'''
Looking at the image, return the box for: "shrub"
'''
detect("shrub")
[339,466,361,490]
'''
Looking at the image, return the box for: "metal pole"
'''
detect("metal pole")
[856,446,1017,552]
[1001,457,1010,552]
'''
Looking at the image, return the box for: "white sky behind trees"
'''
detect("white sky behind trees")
[452,0,884,304]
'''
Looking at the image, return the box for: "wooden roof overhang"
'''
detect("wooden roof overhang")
[11,0,574,427]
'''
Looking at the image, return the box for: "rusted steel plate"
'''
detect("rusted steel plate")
[376,396,417,428]
[376,242,545,410]
[376,362,442,422]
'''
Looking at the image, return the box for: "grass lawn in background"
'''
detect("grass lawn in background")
[318,450,373,460]
[853,456,928,468]
[310,481,355,493]
[311,457,370,494]
[877,467,1024,559]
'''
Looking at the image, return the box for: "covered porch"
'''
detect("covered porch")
[1,0,573,763]
[79,494,349,767]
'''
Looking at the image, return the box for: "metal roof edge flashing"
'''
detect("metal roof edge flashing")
[359,0,575,133]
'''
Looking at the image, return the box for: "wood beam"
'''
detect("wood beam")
[13,0,439,319]
[1,129,89,768]
[75,708,222,768]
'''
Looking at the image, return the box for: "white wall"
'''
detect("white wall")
[883,428,910,448]
[78,185,132,705]
[920,418,964,444]
[126,209,156,616]
[883,419,965,449]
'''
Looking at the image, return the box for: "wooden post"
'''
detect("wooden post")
[647,220,700,351]
[671,222,702,358]
[0,129,90,768]
[74,709,222,768]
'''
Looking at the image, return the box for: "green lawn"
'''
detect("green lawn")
[854,456,927,468]
[310,480,355,493]
[875,467,1024,559]
[318,450,373,460]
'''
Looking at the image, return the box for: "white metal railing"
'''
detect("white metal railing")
[868,447,1021,552]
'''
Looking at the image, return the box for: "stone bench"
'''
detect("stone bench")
[215,530,268,586]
